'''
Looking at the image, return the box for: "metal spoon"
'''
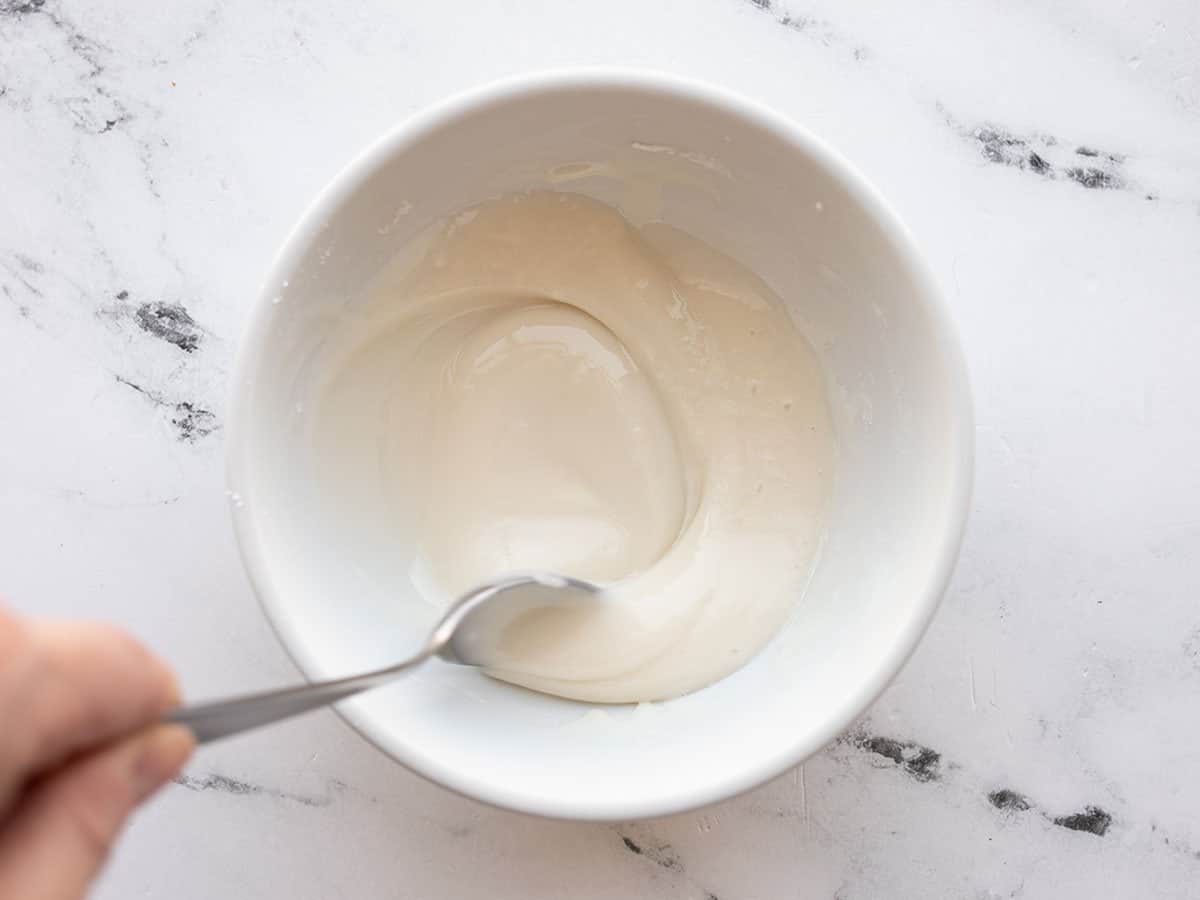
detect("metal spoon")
[168,572,600,744]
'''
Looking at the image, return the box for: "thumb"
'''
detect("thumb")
[0,724,193,900]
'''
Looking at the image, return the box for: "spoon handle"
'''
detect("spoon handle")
[167,655,427,745]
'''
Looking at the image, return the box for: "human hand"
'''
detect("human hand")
[0,607,193,899]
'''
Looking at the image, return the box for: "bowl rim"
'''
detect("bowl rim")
[226,66,975,821]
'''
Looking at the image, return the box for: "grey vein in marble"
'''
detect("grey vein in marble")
[616,832,684,873]
[115,375,219,443]
[846,730,943,783]
[744,0,868,61]
[174,772,349,809]
[0,0,170,225]
[987,788,1114,837]
[743,0,1194,206]
[0,252,43,320]
[1,0,128,134]
[1,0,47,19]
[612,824,730,899]
[943,110,1133,193]
[987,788,1033,813]
[836,721,1124,844]
[130,297,206,353]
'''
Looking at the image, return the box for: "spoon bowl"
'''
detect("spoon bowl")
[436,572,603,666]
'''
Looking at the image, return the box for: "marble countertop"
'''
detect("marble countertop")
[3,0,1199,897]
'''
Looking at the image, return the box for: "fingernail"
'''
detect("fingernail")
[133,724,196,801]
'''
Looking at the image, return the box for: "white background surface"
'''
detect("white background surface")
[2,1,1199,897]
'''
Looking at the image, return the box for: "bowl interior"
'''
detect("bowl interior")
[229,72,971,819]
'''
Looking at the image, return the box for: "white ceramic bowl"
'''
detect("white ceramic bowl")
[228,69,973,820]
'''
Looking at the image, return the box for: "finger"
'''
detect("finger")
[0,610,180,814]
[0,724,193,900]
